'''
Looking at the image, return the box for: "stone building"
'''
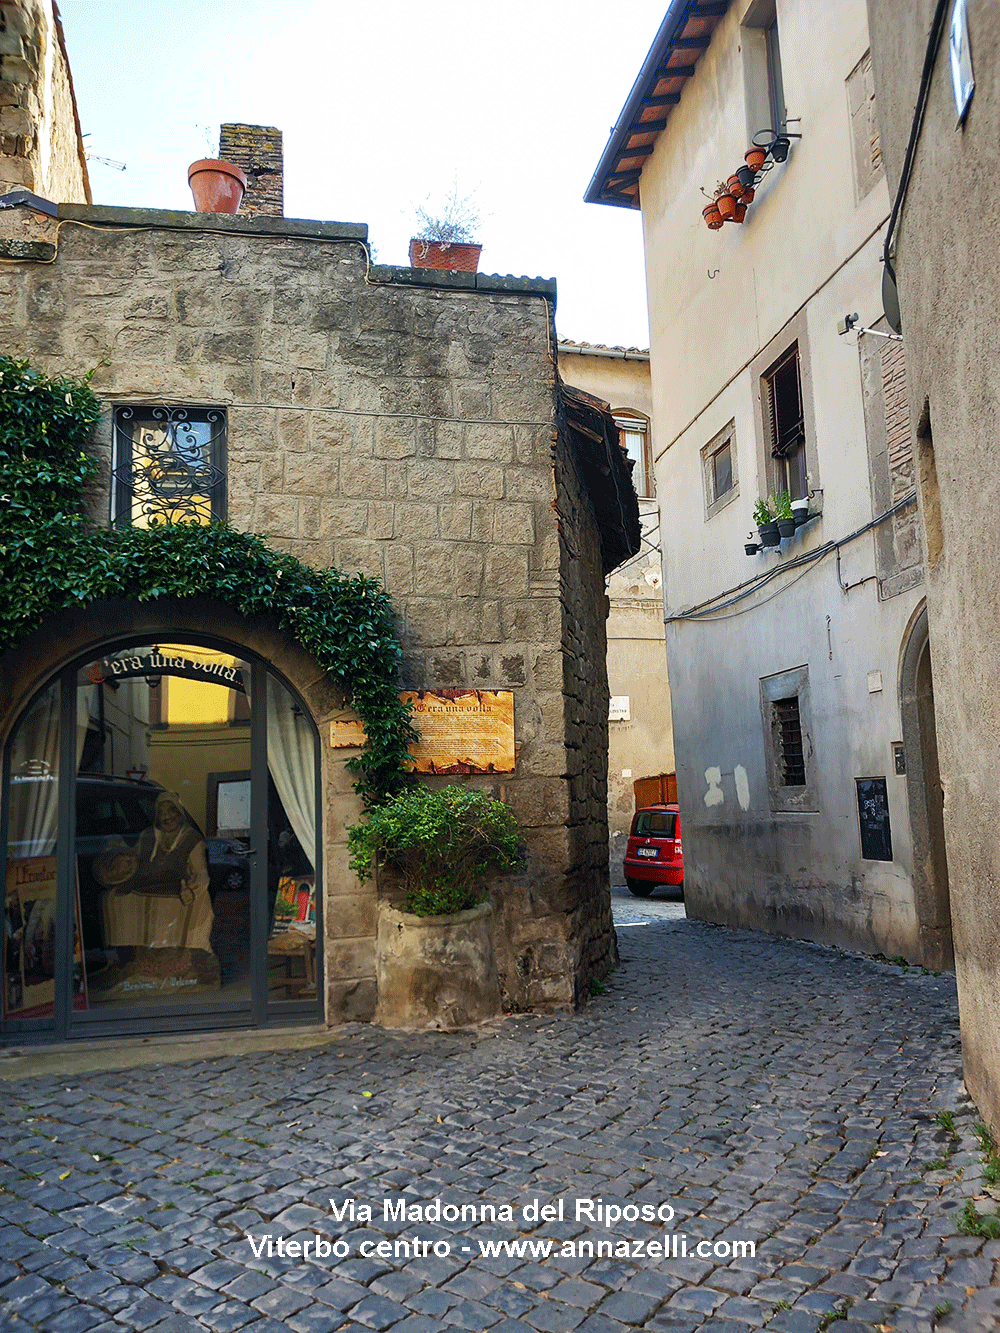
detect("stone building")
[585,0,949,968]
[557,341,676,876]
[864,0,1000,1124]
[0,68,639,1039]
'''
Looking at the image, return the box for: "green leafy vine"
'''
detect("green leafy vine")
[0,355,415,806]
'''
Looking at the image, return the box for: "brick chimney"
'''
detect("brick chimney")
[218,124,283,217]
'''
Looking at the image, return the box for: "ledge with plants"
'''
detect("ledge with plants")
[0,354,416,806]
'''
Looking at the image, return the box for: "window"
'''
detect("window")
[762,345,807,501]
[112,405,226,527]
[702,421,738,517]
[760,665,816,812]
[615,412,653,498]
[743,0,786,139]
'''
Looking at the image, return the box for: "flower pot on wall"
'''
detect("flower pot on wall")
[716,192,737,221]
[187,159,247,214]
[409,238,483,272]
[758,521,781,548]
[733,201,747,224]
[776,517,796,539]
[727,174,745,201]
[703,202,723,230]
[746,147,766,172]
[375,900,501,1030]
[736,165,756,191]
[792,497,810,526]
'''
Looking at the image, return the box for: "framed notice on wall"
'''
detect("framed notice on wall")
[329,691,516,774]
[856,777,893,862]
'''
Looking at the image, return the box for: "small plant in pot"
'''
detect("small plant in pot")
[409,184,484,272]
[773,489,796,539]
[348,785,522,1029]
[753,496,780,547]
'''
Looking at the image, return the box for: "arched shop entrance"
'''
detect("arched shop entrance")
[2,635,322,1042]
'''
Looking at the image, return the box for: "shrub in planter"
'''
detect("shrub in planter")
[347,785,522,915]
[348,786,523,1029]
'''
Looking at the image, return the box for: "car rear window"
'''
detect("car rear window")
[634,810,677,837]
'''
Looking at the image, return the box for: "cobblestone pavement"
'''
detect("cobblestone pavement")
[2,890,999,1333]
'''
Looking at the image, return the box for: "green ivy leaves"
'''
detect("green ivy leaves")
[0,356,414,807]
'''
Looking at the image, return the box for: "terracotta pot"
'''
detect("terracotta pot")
[745,147,766,172]
[408,238,483,272]
[742,187,755,205]
[702,203,723,230]
[187,159,247,214]
[733,201,747,224]
[727,174,745,201]
[716,192,737,221]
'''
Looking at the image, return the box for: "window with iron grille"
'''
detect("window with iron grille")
[112,405,227,528]
[760,665,816,812]
[773,696,806,786]
[762,345,807,501]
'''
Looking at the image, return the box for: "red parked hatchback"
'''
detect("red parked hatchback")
[623,803,684,898]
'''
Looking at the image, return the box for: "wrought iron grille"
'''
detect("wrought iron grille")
[112,405,227,527]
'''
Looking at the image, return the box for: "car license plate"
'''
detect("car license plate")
[637,847,658,858]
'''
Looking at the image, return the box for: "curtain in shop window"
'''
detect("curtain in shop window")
[239,671,316,870]
[6,684,91,857]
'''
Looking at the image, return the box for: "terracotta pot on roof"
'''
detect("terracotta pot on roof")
[187,159,248,214]
[408,238,482,272]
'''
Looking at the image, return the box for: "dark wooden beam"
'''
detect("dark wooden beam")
[618,143,656,159]
[689,2,728,15]
[645,93,681,107]
[655,63,696,79]
[629,118,668,133]
[608,170,643,183]
[672,35,712,48]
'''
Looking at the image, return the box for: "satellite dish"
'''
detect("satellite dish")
[882,263,902,335]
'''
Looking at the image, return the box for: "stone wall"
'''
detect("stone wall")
[866,0,1000,1125]
[0,204,627,1016]
[218,124,282,218]
[0,0,88,201]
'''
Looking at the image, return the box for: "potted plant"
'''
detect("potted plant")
[773,489,796,538]
[753,496,780,547]
[792,495,811,526]
[187,159,247,214]
[347,785,522,1029]
[409,185,484,272]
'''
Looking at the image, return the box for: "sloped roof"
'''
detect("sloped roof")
[586,0,730,209]
[559,383,642,576]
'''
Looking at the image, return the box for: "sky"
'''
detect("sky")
[57,0,667,350]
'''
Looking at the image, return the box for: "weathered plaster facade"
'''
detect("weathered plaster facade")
[865,0,1000,1123]
[588,0,947,964]
[557,342,675,873]
[0,200,637,1029]
[0,0,88,203]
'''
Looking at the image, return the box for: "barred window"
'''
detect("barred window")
[112,405,227,528]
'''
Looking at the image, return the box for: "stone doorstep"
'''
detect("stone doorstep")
[0,1021,343,1082]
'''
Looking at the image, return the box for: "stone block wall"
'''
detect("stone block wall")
[0,205,623,1015]
[218,124,282,218]
[0,0,88,201]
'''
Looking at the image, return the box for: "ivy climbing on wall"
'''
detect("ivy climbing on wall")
[0,355,415,806]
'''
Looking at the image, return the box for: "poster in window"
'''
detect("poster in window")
[856,778,893,862]
[3,856,88,1019]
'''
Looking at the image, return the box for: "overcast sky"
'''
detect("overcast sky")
[58,1,666,349]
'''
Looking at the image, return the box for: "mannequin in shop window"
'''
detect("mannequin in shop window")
[93,791,219,991]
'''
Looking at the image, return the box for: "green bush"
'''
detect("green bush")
[347,785,522,916]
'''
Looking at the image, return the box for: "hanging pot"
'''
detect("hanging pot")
[716,192,737,222]
[776,517,796,539]
[791,497,810,527]
[187,159,247,214]
[742,187,755,205]
[745,541,760,556]
[727,174,745,201]
[757,521,781,548]
[736,165,756,191]
[733,201,747,224]
[745,147,766,172]
[703,203,723,230]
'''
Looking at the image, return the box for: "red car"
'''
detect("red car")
[623,803,684,897]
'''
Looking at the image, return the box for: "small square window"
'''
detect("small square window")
[701,422,738,518]
[615,413,653,498]
[112,405,227,528]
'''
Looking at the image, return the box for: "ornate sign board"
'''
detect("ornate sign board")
[329,690,516,775]
[88,653,244,691]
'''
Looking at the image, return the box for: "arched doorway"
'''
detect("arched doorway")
[2,635,322,1041]
[899,605,953,970]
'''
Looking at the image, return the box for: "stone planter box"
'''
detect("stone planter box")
[375,900,501,1030]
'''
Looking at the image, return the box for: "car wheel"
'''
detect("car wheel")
[626,879,654,898]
